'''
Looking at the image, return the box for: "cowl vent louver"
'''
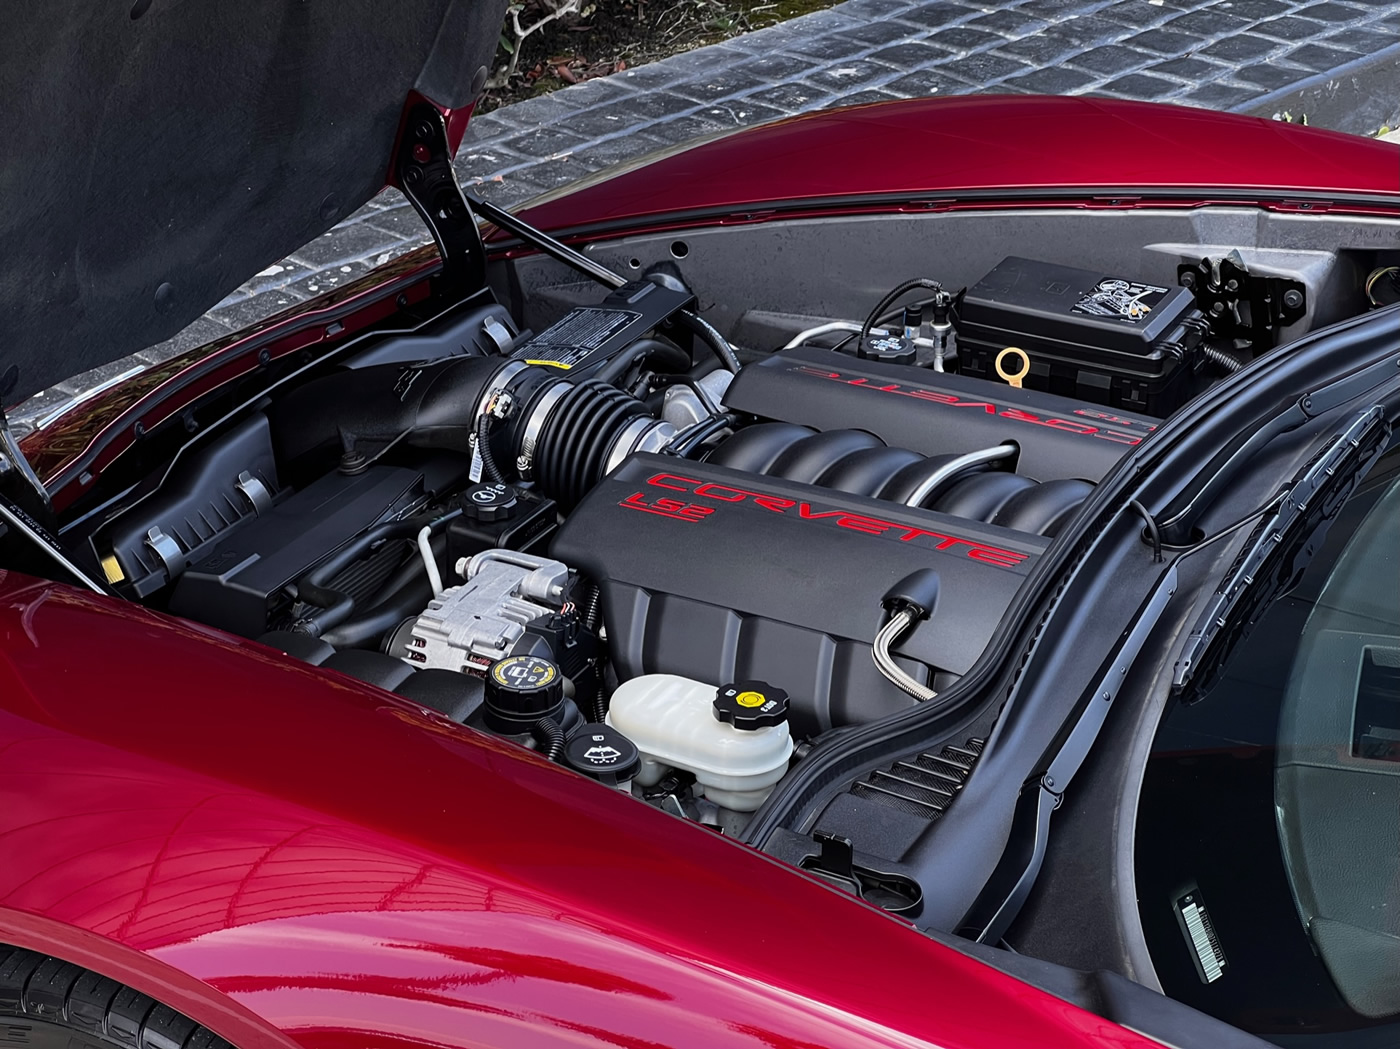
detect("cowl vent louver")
[849,738,985,821]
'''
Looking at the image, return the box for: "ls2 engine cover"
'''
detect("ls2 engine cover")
[551,454,1047,733]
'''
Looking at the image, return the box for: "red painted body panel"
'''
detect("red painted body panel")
[22,96,1398,503]
[0,573,1153,1049]
[513,96,1400,233]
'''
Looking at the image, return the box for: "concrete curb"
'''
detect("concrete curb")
[1239,40,1400,135]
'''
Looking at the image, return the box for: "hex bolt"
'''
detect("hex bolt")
[1282,289,1304,310]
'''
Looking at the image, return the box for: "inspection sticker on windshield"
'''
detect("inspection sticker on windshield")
[1175,888,1228,983]
[1072,277,1169,322]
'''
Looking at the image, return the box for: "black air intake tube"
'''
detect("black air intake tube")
[272,356,504,464]
[272,357,672,512]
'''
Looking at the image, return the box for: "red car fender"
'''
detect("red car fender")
[0,572,1154,1049]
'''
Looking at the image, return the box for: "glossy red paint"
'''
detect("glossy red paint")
[511,95,1400,234]
[0,573,1153,1049]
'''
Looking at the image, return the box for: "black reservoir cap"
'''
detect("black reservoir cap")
[564,724,640,786]
[856,333,915,366]
[459,482,519,522]
[714,680,789,731]
[484,654,564,733]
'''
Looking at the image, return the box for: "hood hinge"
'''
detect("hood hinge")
[393,101,487,298]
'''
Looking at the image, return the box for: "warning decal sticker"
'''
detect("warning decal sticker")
[1072,278,1170,322]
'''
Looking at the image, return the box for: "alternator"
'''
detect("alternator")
[399,549,569,673]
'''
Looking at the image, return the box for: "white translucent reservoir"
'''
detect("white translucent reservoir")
[606,674,793,811]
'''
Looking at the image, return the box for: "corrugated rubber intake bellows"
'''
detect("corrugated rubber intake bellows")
[535,380,650,510]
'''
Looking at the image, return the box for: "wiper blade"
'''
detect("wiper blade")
[1171,404,1390,696]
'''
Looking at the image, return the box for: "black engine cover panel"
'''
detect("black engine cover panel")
[551,454,1046,732]
[723,346,1157,483]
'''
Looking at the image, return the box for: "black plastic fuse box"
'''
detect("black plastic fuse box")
[956,256,1206,417]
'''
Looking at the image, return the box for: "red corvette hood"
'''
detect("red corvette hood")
[0,0,505,406]
[514,95,1400,234]
[0,573,1153,1049]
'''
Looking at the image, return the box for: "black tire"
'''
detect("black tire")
[0,945,234,1049]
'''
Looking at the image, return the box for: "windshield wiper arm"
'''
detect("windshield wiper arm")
[1172,403,1390,697]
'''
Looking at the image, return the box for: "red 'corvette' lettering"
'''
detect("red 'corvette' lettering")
[754,494,797,512]
[787,365,1148,447]
[903,390,959,405]
[694,482,749,502]
[637,473,1029,568]
[648,473,699,492]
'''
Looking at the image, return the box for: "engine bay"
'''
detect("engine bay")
[70,210,1400,842]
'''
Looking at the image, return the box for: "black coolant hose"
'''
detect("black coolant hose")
[292,514,435,636]
[677,310,742,373]
[663,412,739,459]
[319,532,448,649]
[591,337,691,385]
[532,718,566,762]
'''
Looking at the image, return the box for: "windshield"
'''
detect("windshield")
[1137,438,1400,1047]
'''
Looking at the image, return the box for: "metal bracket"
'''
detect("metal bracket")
[394,102,486,297]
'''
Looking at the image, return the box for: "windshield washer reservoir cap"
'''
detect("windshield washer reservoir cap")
[564,723,640,786]
[714,681,790,730]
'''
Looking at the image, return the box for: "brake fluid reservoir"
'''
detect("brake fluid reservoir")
[606,675,793,811]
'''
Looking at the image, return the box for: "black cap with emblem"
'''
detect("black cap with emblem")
[713,680,790,731]
[483,654,564,733]
[459,482,519,523]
